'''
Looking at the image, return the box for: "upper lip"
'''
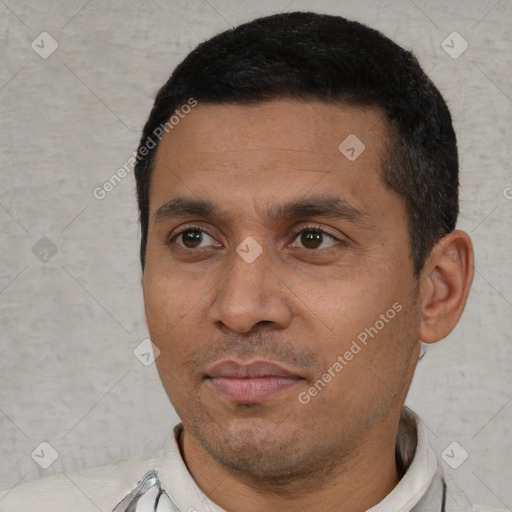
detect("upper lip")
[205,359,303,379]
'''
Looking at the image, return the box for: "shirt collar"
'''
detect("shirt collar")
[367,407,438,512]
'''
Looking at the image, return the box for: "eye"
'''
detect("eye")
[174,228,218,249]
[291,228,339,250]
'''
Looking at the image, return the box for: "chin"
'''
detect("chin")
[196,416,309,476]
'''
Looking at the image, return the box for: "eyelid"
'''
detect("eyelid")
[170,223,211,238]
[289,223,342,242]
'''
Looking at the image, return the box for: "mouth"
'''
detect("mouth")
[204,359,305,402]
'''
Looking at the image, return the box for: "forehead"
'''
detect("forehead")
[150,99,395,219]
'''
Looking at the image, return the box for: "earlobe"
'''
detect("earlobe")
[418,230,474,344]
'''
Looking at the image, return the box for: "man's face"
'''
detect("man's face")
[143,99,422,477]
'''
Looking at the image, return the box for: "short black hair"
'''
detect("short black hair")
[134,11,458,275]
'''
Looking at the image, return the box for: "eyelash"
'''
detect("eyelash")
[168,224,343,250]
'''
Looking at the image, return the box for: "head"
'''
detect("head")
[135,12,473,481]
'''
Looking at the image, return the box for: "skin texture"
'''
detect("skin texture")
[142,99,474,512]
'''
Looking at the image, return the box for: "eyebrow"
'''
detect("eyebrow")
[154,195,374,229]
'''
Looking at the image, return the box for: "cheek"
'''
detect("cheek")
[291,269,394,334]
[143,265,207,325]
[293,268,416,375]
[306,299,418,421]
[143,273,206,376]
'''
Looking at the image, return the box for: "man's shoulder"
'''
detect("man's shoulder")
[0,451,159,512]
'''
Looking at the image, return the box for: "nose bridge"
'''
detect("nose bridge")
[221,243,271,309]
[209,241,291,333]
[227,250,266,299]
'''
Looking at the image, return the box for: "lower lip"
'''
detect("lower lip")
[207,376,301,402]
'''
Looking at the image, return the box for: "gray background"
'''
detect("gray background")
[0,0,511,509]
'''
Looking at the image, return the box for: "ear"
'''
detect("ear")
[418,230,474,344]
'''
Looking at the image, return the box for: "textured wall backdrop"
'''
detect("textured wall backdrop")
[0,0,511,509]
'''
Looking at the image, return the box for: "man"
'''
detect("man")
[0,11,506,512]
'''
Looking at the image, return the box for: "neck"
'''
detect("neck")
[179,409,404,512]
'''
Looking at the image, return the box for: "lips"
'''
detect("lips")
[206,360,301,379]
[205,360,303,402]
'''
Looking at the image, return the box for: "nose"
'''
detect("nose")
[208,243,293,334]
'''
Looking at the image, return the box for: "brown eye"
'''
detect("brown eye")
[301,231,323,249]
[293,229,338,250]
[177,229,215,249]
